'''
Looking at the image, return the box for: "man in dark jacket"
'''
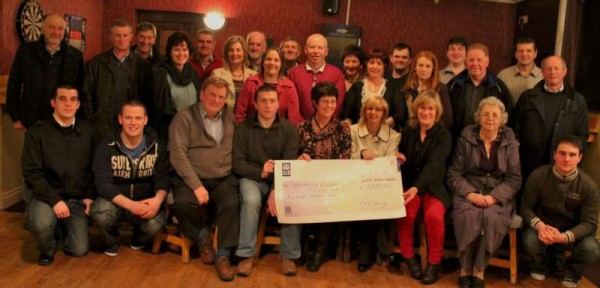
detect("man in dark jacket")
[90,100,169,257]
[81,18,151,142]
[22,85,94,266]
[448,43,512,139]
[131,21,163,67]
[521,136,600,288]
[510,56,589,182]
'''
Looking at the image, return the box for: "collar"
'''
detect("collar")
[53,113,76,127]
[552,165,578,182]
[306,62,326,73]
[198,104,223,120]
[357,124,391,142]
[512,64,541,77]
[544,83,565,93]
[45,45,61,55]
[441,65,455,74]
[134,46,153,59]
[112,49,131,63]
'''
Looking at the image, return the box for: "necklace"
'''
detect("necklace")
[313,118,331,133]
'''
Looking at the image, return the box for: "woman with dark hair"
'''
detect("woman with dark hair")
[396,89,452,285]
[342,48,404,126]
[211,35,257,112]
[297,82,352,272]
[152,31,200,143]
[350,96,400,272]
[403,51,453,129]
[341,45,367,91]
[234,47,303,124]
[447,97,521,288]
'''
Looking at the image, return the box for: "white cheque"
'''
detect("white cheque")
[274,156,405,224]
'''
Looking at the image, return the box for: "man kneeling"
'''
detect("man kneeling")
[91,100,169,256]
[521,135,600,288]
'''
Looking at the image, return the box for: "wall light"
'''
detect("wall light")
[204,12,225,30]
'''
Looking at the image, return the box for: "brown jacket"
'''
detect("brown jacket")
[169,103,234,190]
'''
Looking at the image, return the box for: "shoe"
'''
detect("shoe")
[280,257,298,276]
[530,271,546,281]
[215,256,234,281]
[405,256,423,279]
[458,275,471,288]
[236,258,254,276]
[130,238,144,250]
[306,252,324,272]
[421,264,439,285]
[561,277,579,288]
[471,276,485,288]
[38,254,54,266]
[104,244,120,257]
[357,262,372,272]
[200,243,215,265]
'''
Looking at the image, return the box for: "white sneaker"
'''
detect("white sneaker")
[530,271,546,280]
[561,277,578,288]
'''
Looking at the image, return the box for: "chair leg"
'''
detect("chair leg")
[254,208,269,258]
[509,228,518,284]
[152,233,165,254]
[181,234,192,263]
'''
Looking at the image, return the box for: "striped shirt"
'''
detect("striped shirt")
[497,64,542,105]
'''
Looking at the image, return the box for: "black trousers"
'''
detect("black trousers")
[171,174,240,250]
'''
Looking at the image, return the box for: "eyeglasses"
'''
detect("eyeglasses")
[481,112,501,119]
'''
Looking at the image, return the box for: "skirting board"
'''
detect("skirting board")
[0,187,23,210]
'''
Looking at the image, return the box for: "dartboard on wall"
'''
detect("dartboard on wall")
[16,0,44,43]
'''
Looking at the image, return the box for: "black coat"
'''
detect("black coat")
[509,81,589,180]
[342,80,405,127]
[399,123,452,207]
[7,37,84,128]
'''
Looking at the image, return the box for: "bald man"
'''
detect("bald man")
[7,13,84,130]
[511,55,589,181]
[288,33,346,119]
[246,31,267,71]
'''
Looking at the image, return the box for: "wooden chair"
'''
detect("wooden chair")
[254,206,281,258]
[152,223,193,263]
[0,75,8,105]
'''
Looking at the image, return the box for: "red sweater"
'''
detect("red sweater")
[288,63,346,119]
[190,54,223,84]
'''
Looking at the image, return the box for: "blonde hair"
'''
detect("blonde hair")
[409,89,443,128]
[358,96,389,127]
[474,97,508,126]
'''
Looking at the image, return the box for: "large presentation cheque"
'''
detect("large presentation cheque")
[274,156,405,224]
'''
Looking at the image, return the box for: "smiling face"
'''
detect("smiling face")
[171,42,190,69]
[110,25,133,53]
[447,43,466,66]
[200,84,228,118]
[415,56,434,82]
[51,88,79,123]
[417,101,437,129]
[466,48,489,81]
[542,56,567,90]
[365,105,384,126]
[390,48,411,71]
[227,41,245,66]
[314,95,337,120]
[305,34,328,68]
[478,104,502,132]
[515,43,537,66]
[194,32,215,58]
[343,55,362,78]
[119,105,148,139]
[553,142,582,175]
[262,50,282,77]
[136,29,156,55]
[247,32,266,60]
[366,57,385,78]
[281,40,301,62]
[42,14,66,47]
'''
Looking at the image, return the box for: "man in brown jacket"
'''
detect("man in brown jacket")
[169,76,239,281]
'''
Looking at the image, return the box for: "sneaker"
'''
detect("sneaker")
[561,277,579,288]
[530,271,546,281]
[38,254,54,266]
[104,244,120,257]
[130,239,144,250]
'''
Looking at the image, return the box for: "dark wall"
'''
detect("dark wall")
[575,0,600,111]
[514,0,560,65]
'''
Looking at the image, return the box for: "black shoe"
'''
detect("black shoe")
[357,262,372,272]
[38,254,54,266]
[421,264,439,285]
[458,275,471,288]
[471,276,485,288]
[306,252,324,272]
[405,256,423,279]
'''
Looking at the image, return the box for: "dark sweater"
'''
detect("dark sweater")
[233,115,299,183]
[22,118,95,206]
[521,165,599,242]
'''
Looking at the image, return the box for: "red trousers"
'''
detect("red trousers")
[397,193,446,264]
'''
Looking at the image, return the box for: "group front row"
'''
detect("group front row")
[23,77,599,287]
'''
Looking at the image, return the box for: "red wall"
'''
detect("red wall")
[1,0,515,74]
[0,0,103,73]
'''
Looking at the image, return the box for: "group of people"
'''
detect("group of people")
[6,12,600,288]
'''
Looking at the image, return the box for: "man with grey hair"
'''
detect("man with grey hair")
[190,28,223,84]
[131,21,162,67]
[81,18,151,142]
[246,31,267,71]
[511,55,589,182]
[280,37,302,75]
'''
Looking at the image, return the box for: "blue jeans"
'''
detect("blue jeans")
[90,197,166,247]
[236,178,301,259]
[523,227,600,280]
[28,199,89,257]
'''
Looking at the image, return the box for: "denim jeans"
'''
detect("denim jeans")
[28,198,89,257]
[90,197,166,247]
[235,178,301,259]
[523,227,600,280]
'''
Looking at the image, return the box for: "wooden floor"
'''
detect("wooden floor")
[0,211,596,288]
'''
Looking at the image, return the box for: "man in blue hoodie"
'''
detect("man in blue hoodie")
[90,100,169,256]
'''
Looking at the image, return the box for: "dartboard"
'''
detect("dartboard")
[16,0,44,43]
